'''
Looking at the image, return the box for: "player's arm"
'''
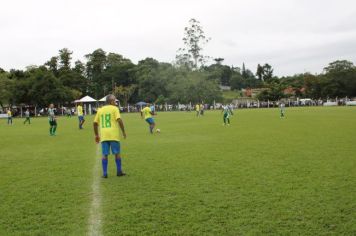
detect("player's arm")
[118,118,126,139]
[93,113,100,143]
[93,122,100,143]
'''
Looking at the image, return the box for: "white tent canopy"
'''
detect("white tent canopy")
[76,95,97,103]
[74,95,97,115]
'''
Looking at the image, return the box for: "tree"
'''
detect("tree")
[205,62,232,86]
[58,48,73,71]
[263,63,274,82]
[85,49,107,97]
[323,60,356,98]
[0,72,13,108]
[214,58,224,65]
[324,60,354,74]
[256,64,264,80]
[257,82,285,101]
[176,18,211,69]
[114,85,137,106]
[255,63,274,82]
[168,71,222,104]
[135,58,171,102]
[230,73,245,90]
[25,67,73,106]
[45,57,59,75]
[242,63,248,79]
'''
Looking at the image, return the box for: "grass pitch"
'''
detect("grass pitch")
[0,107,355,235]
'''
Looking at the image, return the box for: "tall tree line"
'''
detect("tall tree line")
[0,18,355,108]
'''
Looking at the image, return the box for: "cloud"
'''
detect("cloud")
[0,0,355,76]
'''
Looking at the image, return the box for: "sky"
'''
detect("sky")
[1,0,356,76]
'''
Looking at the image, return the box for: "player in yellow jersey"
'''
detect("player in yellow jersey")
[77,103,85,129]
[93,95,127,178]
[141,103,155,134]
[7,108,13,125]
[195,104,200,117]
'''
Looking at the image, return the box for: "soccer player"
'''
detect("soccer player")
[280,102,286,118]
[93,95,127,178]
[7,108,13,125]
[141,103,155,134]
[77,103,85,129]
[222,105,233,126]
[48,104,57,136]
[23,109,31,124]
[66,108,72,118]
[200,103,204,116]
[150,104,156,115]
[195,104,200,117]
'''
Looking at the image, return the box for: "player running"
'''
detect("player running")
[77,103,85,129]
[23,109,31,124]
[222,105,233,126]
[150,104,156,115]
[7,109,13,125]
[195,104,200,117]
[200,103,204,116]
[141,103,155,134]
[48,104,57,136]
[280,102,286,118]
[94,95,127,178]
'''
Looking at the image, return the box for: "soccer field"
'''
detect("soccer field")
[0,107,355,235]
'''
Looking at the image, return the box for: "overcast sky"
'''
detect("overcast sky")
[1,0,356,76]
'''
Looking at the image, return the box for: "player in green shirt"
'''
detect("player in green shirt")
[48,104,57,136]
[23,109,31,124]
[222,105,233,126]
[280,103,286,118]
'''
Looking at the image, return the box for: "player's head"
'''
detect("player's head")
[146,103,150,107]
[106,94,116,105]
[49,104,54,108]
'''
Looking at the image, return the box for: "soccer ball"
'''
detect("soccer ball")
[156,129,161,133]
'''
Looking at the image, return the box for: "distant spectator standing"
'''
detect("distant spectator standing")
[23,109,31,124]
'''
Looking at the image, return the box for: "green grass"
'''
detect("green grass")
[222,90,242,102]
[1,107,355,235]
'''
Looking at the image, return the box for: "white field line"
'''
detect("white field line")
[88,144,102,236]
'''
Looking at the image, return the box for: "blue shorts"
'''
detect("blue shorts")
[145,117,155,125]
[101,141,120,156]
[78,116,85,121]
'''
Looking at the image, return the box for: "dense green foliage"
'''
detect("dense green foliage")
[0,108,355,235]
[1,53,355,108]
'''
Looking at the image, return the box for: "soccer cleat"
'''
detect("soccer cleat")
[102,174,108,178]
[117,172,126,177]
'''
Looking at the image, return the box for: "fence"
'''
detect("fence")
[1,97,355,118]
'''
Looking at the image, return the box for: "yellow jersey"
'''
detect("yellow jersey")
[7,110,12,117]
[94,105,121,142]
[195,105,200,111]
[77,105,83,116]
[141,107,152,119]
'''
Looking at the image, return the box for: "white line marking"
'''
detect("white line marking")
[88,144,102,236]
